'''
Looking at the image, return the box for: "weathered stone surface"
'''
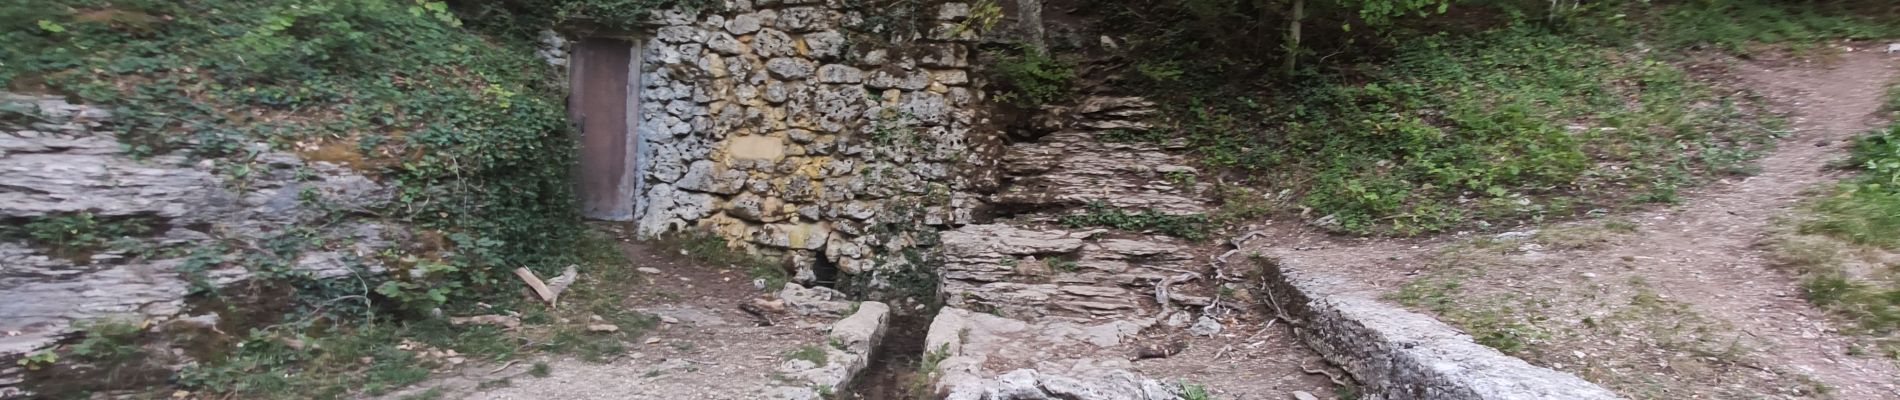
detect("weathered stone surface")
[867,69,930,90]
[677,160,747,194]
[926,308,1186,400]
[776,301,888,395]
[0,94,398,391]
[1262,256,1623,400]
[815,64,863,83]
[802,31,846,60]
[766,57,816,79]
[754,29,797,58]
[775,7,829,32]
[778,283,854,316]
[725,12,763,34]
[706,31,745,55]
[629,0,985,292]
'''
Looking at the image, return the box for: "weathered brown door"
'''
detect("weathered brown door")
[569,38,637,221]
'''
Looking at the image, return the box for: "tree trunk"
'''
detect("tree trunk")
[1284,0,1304,77]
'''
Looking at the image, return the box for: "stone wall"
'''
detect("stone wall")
[555,1,999,289]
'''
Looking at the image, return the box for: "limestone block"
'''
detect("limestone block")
[754,29,797,58]
[677,160,747,195]
[766,57,816,80]
[707,32,745,55]
[803,31,846,60]
[815,64,863,83]
[726,12,763,34]
[776,7,830,32]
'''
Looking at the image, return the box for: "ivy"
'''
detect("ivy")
[0,0,591,314]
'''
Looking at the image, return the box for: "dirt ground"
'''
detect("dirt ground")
[1248,50,1900,399]
[380,227,841,400]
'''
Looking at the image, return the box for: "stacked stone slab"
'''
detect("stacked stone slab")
[582,2,998,287]
[923,95,1214,399]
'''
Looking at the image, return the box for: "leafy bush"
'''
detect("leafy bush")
[985,43,1076,107]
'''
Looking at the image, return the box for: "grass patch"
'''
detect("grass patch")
[1777,86,1900,351]
[1580,0,1900,54]
[1144,26,1776,234]
[785,344,829,367]
[654,231,790,291]
[1058,201,1213,241]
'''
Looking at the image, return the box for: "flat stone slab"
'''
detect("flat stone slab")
[1260,256,1623,400]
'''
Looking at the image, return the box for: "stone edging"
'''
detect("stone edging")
[1260,256,1624,400]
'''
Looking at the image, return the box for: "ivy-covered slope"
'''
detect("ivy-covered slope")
[4,0,582,309]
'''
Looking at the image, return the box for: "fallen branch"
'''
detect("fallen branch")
[514,267,556,305]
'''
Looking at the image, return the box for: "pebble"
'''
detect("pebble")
[1291,391,1320,400]
[638,267,663,274]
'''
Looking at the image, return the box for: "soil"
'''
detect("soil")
[380,225,839,400]
[1247,49,1900,398]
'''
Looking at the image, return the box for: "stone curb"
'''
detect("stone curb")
[1260,256,1624,400]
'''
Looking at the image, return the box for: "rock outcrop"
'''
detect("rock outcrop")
[0,93,394,394]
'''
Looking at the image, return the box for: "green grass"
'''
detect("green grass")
[656,232,790,291]
[1058,201,1213,241]
[1155,27,1775,234]
[785,344,829,367]
[1580,0,1900,53]
[1780,85,1900,344]
[2,212,158,261]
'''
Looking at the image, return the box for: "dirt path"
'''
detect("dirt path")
[1251,50,1900,398]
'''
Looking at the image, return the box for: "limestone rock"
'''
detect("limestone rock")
[816,64,863,84]
[766,57,816,80]
[754,29,796,58]
[777,283,853,316]
[725,13,763,34]
[775,7,829,32]
[676,160,747,194]
[803,31,846,60]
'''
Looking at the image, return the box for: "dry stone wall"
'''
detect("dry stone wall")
[565,1,1000,288]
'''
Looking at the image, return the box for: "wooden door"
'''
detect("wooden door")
[569,38,637,221]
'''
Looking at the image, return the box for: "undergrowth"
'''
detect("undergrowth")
[1777,82,1900,354]
[1150,27,1776,234]
[1058,201,1212,241]
[0,0,701,397]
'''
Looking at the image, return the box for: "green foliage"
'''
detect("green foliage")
[1058,201,1212,241]
[786,344,829,366]
[906,343,952,398]
[453,0,716,36]
[1787,86,1900,337]
[1161,28,1771,234]
[1801,102,1900,248]
[2,0,595,314]
[1179,382,1211,400]
[659,232,789,291]
[176,325,432,398]
[71,319,146,362]
[6,212,155,260]
[529,362,552,377]
[985,43,1076,107]
[1577,0,1900,53]
[16,350,58,371]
